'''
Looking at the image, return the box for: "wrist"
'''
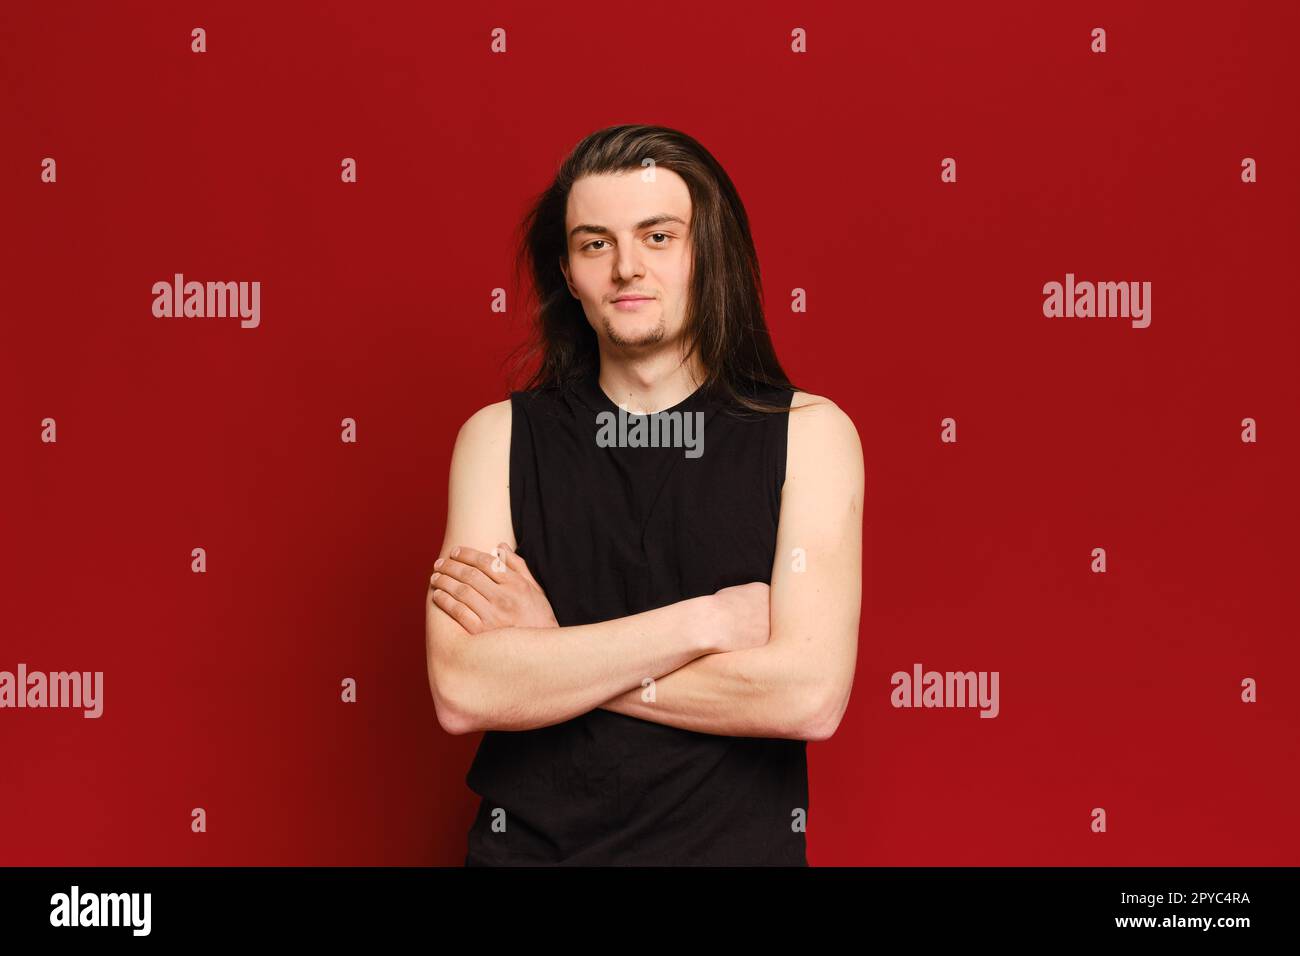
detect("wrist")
[689,594,725,655]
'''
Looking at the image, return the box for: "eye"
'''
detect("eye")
[584,239,609,251]
[648,233,671,245]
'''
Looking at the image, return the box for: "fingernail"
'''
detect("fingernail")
[431,572,440,582]
[450,547,460,558]
[434,558,444,569]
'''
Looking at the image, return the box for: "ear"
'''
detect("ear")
[558,256,577,298]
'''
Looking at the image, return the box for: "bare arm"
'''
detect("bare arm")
[595,394,864,740]
[430,595,721,734]
[424,400,745,735]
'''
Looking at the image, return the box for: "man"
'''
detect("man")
[425,125,863,865]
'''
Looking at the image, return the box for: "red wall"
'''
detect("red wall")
[2,0,1296,865]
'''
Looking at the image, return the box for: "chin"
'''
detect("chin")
[604,316,666,347]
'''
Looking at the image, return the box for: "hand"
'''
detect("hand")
[428,543,559,634]
[709,582,771,652]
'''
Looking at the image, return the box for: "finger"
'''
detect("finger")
[449,545,511,586]
[495,542,538,585]
[431,567,498,624]
[433,551,501,596]
[430,587,485,634]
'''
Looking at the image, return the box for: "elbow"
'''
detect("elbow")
[435,693,477,736]
[774,655,848,741]
[425,634,480,736]
[431,669,480,736]
[799,684,849,742]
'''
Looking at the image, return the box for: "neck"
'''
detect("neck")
[595,347,708,415]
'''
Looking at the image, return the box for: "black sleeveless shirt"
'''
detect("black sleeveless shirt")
[463,366,808,866]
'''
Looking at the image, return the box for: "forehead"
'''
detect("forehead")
[565,168,692,228]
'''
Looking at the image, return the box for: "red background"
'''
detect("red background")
[2,1,1296,865]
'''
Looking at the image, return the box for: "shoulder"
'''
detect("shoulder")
[451,399,512,471]
[457,398,512,444]
[788,390,856,436]
[785,391,863,484]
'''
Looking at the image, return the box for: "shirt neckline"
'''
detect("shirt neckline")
[575,366,713,417]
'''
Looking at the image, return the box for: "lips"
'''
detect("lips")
[613,296,652,302]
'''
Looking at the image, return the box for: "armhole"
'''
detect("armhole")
[508,392,524,550]
[771,387,796,522]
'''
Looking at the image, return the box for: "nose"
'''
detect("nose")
[613,239,645,282]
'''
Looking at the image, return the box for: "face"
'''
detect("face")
[559,167,693,351]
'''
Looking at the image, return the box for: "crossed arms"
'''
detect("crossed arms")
[423,392,863,741]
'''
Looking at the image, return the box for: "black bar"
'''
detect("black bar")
[0,866,1292,941]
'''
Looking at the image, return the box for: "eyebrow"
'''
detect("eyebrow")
[568,214,687,241]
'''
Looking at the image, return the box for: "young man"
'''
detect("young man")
[425,125,863,865]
